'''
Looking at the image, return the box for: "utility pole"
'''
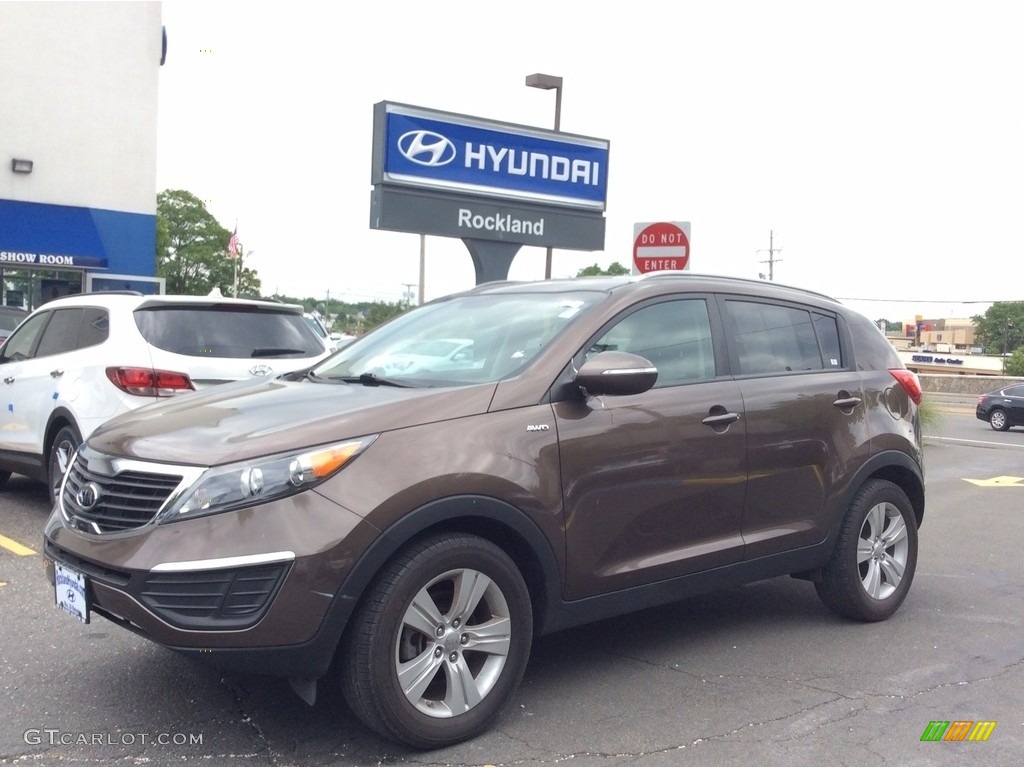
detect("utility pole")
[757,230,783,281]
[401,283,416,308]
[419,234,426,306]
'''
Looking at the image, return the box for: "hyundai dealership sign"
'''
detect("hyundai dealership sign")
[371,102,609,252]
[372,102,609,211]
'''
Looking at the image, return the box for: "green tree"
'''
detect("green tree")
[576,261,630,277]
[1005,347,1024,377]
[364,301,407,330]
[156,190,260,296]
[970,301,1024,355]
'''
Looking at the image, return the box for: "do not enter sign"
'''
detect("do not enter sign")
[632,221,691,274]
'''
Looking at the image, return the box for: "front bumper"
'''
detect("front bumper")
[43,489,381,677]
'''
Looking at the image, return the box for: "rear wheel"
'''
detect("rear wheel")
[341,533,532,749]
[816,479,918,622]
[47,424,81,506]
[989,408,1009,431]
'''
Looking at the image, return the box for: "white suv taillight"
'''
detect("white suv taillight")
[889,368,923,406]
[105,367,195,397]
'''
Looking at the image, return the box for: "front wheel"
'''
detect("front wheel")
[989,408,1009,431]
[815,479,918,622]
[48,424,81,506]
[341,533,533,749]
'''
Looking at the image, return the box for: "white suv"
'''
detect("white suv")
[0,292,330,502]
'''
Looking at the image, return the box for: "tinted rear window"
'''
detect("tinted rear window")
[135,306,324,358]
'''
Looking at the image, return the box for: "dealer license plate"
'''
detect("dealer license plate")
[54,562,90,623]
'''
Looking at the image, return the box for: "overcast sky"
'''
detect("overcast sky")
[154,0,1023,322]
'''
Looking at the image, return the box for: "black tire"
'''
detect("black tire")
[340,533,532,749]
[48,424,81,506]
[989,408,1010,431]
[815,479,918,622]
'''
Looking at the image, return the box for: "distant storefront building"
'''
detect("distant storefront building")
[0,2,163,309]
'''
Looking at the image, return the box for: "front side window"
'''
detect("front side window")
[588,299,715,385]
[0,311,50,362]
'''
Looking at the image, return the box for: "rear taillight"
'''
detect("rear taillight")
[889,368,923,406]
[105,367,195,397]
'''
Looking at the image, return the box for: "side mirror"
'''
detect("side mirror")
[574,351,658,397]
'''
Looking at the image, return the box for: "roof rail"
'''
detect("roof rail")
[636,271,837,302]
[82,290,145,296]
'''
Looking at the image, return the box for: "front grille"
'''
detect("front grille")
[139,564,288,630]
[61,452,183,533]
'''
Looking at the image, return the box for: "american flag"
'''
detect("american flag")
[227,227,239,259]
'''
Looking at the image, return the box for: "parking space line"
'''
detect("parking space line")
[0,533,36,556]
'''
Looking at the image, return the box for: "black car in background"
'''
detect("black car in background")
[976,384,1024,431]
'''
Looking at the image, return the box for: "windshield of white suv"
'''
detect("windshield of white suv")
[311,291,602,386]
[135,306,325,358]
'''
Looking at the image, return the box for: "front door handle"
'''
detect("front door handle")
[50,369,64,378]
[3,376,13,385]
[702,405,741,433]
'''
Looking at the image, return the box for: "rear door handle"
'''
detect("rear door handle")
[833,396,861,410]
[3,376,13,385]
[50,369,64,378]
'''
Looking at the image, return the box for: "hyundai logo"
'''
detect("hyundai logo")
[249,364,274,376]
[75,482,102,511]
[397,130,457,167]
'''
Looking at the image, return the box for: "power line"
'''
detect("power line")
[836,298,1004,304]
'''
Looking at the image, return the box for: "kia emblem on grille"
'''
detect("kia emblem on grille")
[75,482,102,511]
[249,364,273,376]
[398,130,457,167]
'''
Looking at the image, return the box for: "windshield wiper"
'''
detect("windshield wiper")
[251,347,307,358]
[339,372,411,388]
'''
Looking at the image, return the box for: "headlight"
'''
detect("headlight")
[158,436,376,523]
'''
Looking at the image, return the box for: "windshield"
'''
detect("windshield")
[311,290,601,386]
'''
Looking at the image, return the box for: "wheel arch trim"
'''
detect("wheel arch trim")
[44,407,81,456]
[333,496,564,642]
[836,450,925,531]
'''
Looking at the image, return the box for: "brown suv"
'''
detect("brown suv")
[43,274,925,749]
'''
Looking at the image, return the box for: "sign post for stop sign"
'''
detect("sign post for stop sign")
[632,221,691,274]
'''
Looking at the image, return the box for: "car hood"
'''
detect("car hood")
[87,377,498,466]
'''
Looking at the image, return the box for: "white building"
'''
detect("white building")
[0,1,163,308]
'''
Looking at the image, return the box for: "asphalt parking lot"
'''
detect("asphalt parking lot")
[0,404,1020,766]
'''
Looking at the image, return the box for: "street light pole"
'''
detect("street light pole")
[234,249,253,298]
[525,73,563,279]
[1003,320,1014,375]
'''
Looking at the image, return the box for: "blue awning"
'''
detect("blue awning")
[0,198,157,272]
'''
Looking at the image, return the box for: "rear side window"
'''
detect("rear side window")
[726,300,842,375]
[813,312,842,368]
[135,307,324,358]
[34,307,109,358]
